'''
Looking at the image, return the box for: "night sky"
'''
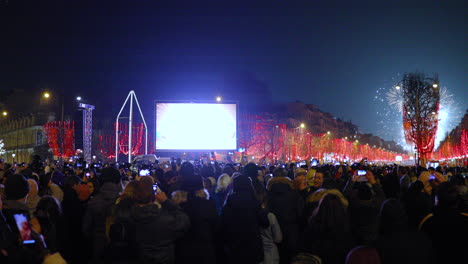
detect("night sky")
[1,0,466,139]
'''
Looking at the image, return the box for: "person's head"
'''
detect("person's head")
[273,167,287,178]
[306,189,348,217]
[132,181,155,205]
[4,174,30,201]
[435,182,458,209]
[243,162,258,179]
[120,180,138,200]
[311,193,349,233]
[34,195,62,222]
[293,175,308,191]
[233,175,255,197]
[291,253,322,264]
[181,174,204,194]
[345,246,381,264]
[222,166,234,177]
[63,175,82,193]
[312,172,324,188]
[140,175,155,186]
[75,166,83,175]
[100,167,121,184]
[203,177,215,190]
[87,181,96,195]
[379,198,408,234]
[179,162,195,178]
[397,166,407,177]
[216,173,232,193]
[201,165,215,178]
[295,168,307,178]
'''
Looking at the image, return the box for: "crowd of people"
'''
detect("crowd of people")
[0,155,467,264]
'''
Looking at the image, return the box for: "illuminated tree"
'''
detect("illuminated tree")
[400,73,440,166]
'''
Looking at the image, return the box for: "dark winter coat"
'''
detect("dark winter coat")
[82,182,121,261]
[103,197,138,264]
[132,200,190,264]
[376,198,434,264]
[267,177,303,263]
[61,187,89,264]
[343,181,385,245]
[175,195,218,264]
[221,190,265,264]
[420,207,468,264]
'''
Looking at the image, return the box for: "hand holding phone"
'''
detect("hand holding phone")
[14,213,35,244]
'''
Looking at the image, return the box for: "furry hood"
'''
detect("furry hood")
[171,189,209,205]
[306,188,349,208]
[267,176,294,192]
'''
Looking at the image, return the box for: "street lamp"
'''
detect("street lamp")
[216,96,222,102]
[432,83,438,88]
[2,111,7,117]
[300,123,305,128]
[395,85,401,90]
[43,92,50,99]
[76,96,82,101]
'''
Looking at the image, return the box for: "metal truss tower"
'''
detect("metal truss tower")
[78,103,95,163]
[115,90,148,163]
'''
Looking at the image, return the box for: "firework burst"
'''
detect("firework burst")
[374,77,462,151]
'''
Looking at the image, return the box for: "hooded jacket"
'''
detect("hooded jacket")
[132,200,190,264]
[221,176,265,264]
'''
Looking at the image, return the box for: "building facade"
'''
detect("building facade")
[0,113,54,163]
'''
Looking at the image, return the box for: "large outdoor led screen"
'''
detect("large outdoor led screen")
[155,103,237,150]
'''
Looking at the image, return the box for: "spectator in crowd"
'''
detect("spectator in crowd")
[402,180,433,229]
[267,168,303,264]
[375,198,433,264]
[258,189,282,264]
[132,180,190,264]
[420,181,468,264]
[300,192,354,264]
[292,168,310,202]
[213,173,232,216]
[174,167,218,264]
[30,195,65,255]
[0,156,466,264]
[221,174,266,264]
[39,172,64,203]
[343,170,384,245]
[83,167,122,263]
[397,166,411,197]
[2,174,30,219]
[61,175,89,264]
[309,170,324,193]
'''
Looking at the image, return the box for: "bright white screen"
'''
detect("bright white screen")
[156,103,237,150]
